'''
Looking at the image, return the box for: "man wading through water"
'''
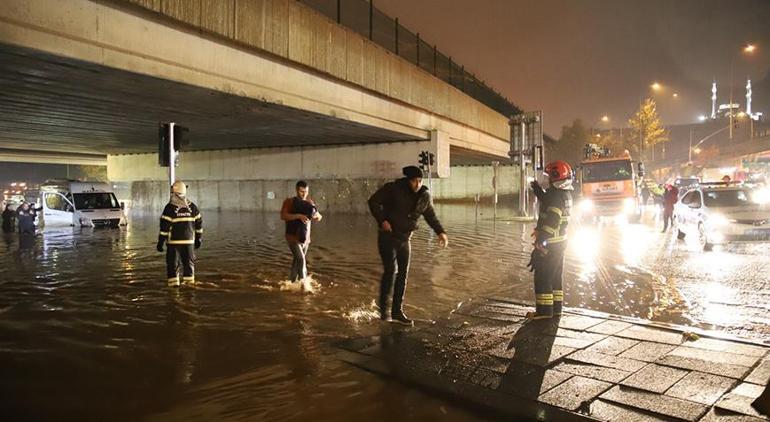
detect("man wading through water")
[281,180,323,283]
[368,166,448,325]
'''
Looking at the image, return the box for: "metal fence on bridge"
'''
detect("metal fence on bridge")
[299,0,521,118]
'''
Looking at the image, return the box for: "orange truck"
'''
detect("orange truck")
[575,144,645,222]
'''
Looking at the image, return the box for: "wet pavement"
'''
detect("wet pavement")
[339,299,770,421]
[0,203,768,420]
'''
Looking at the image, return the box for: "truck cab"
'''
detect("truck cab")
[576,145,645,222]
[39,180,127,228]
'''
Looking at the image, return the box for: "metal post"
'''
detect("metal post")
[448,57,453,86]
[336,0,341,23]
[461,65,465,92]
[368,0,373,41]
[688,127,693,163]
[427,155,433,192]
[394,18,399,55]
[168,122,176,186]
[433,45,437,76]
[416,33,420,65]
[519,121,527,216]
[492,161,499,219]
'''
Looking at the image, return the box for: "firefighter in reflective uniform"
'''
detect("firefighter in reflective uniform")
[527,160,573,319]
[157,180,202,286]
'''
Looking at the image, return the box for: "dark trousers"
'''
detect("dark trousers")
[378,232,411,315]
[166,244,195,282]
[288,241,309,282]
[533,243,566,316]
[662,208,674,231]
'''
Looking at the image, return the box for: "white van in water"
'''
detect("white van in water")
[40,180,127,228]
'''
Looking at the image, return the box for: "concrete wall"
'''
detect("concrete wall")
[107,137,451,181]
[119,166,519,215]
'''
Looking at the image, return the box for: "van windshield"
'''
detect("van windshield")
[73,193,120,210]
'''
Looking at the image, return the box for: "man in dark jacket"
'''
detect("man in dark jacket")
[17,202,36,235]
[368,165,448,325]
[157,180,202,286]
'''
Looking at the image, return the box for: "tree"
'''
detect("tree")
[629,99,668,161]
[548,119,589,167]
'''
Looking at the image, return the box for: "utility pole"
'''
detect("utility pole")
[510,112,543,217]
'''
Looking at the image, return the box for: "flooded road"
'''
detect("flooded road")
[1,203,768,420]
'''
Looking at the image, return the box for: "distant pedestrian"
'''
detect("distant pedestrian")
[661,184,678,232]
[2,204,15,233]
[157,181,202,286]
[527,160,573,320]
[368,166,448,325]
[280,180,323,283]
[16,203,36,235]
[641,183,650,206]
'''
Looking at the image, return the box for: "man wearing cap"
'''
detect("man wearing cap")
[157,180,202,286]
[368,165,448,325]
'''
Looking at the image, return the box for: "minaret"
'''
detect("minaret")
[746,78,752,118]
[711,81,717,119]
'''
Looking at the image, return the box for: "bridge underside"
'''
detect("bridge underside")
[0,43,503,166]
[0,43,423,157]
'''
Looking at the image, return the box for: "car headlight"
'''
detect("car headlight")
[579,199,594,212]
[79,217,93,227]
[709,214,734,226]
[623,197,635,213]
[753,188,770,205]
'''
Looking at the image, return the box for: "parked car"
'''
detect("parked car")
[675,184,770,251]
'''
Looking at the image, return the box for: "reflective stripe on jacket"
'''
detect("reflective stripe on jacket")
[159,202,202,245]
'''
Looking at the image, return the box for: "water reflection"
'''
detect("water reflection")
[0,204,767,419]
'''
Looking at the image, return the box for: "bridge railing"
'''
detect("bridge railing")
[299,0,521,118]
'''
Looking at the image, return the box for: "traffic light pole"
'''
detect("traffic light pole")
[518,121,528,216]
[168,122,176,187]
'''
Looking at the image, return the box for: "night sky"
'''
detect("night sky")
[375,0,770,135]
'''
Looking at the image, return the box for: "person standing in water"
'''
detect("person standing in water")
[2,203,16,233]
[368,166,448,325]
[157,181,202,286]
[281,180,323,283]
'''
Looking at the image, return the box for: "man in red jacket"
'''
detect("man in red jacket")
[662,184,679,233]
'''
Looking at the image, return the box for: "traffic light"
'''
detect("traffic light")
[428,152,435,166]
[418,151,429,167]
[159,122,189,167]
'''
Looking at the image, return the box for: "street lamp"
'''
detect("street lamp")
[729,43,757,139]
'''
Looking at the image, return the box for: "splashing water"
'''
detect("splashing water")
[277,276,321,294]
[343,300,380,323]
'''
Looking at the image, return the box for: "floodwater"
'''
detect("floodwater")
[1,203,768,420]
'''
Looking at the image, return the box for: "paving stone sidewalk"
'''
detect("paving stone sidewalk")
[338,298,770,421]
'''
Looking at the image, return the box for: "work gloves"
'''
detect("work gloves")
[156,236,165,252]
[194,237,201,250]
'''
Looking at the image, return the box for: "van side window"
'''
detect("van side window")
[45,193,69,212]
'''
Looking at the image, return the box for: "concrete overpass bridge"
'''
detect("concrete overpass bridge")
[0,0,520,212]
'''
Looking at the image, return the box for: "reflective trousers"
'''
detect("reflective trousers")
[166,244,195,283]
[378,232,411,315]
[533,243,566,316]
